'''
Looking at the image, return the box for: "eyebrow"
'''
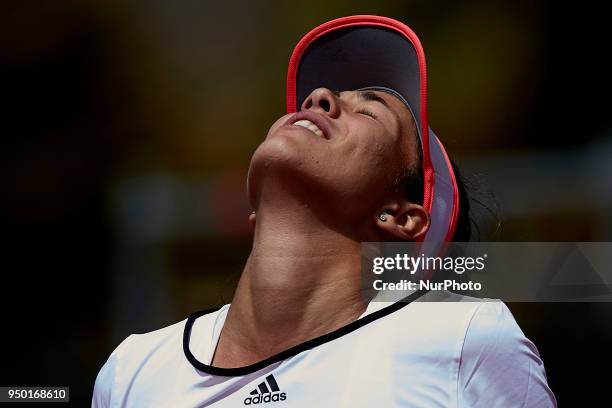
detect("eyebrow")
[333,89,395,113]
[357,90,390,109]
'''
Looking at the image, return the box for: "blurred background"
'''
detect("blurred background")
[2,0,611,405]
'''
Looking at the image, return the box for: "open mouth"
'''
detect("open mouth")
[291,119,325,138]
[285,111,331,140]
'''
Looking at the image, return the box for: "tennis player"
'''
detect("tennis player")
[93,16,556,407]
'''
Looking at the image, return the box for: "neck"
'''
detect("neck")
[212,191,370,368]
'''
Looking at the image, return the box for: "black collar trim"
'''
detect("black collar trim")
[183,289,429,376]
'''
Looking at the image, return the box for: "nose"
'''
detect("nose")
[301,88,340,118]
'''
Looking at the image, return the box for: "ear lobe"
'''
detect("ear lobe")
[249,211,256,229]
[374,203,430,241]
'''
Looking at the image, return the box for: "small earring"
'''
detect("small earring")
[378,213,387,222]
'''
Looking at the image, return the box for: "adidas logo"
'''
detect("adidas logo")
[243,374,287,405]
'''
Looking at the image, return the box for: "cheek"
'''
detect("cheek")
[331,138,397,199]
[347,131,406,192]
[370,141,394,167]
[347,122,401,170]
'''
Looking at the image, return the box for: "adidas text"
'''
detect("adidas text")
[243,392,287,405]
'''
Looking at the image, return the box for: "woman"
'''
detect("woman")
[93,16,556,407]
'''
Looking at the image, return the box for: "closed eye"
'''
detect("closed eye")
[357,109,377,119]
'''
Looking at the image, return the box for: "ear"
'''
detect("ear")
[249,211,256,229]
[374,201,430,240]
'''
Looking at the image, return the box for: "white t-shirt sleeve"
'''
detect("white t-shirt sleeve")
[91,335,135,408]
[458,301,557,408]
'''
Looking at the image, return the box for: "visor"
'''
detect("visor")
[286,15,459,249]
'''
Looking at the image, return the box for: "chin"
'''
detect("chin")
[247,140,304,202]
[251,129,321,174]
[247,145,336,205]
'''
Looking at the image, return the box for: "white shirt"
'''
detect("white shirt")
[92,290,556,407]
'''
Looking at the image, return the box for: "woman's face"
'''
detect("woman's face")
[248,87,420,220]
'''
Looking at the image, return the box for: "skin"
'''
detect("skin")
[211,88,430,368]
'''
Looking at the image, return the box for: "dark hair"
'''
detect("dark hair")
[450,162,472,242]
[401,136,498,242]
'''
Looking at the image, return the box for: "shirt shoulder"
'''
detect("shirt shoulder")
[458,300,557,407]
[388,290,489,348]
[374,292,555,407]
[92,333,139,408]
[91,306,227,407]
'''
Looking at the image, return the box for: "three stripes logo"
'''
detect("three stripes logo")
[243,374,287,405]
